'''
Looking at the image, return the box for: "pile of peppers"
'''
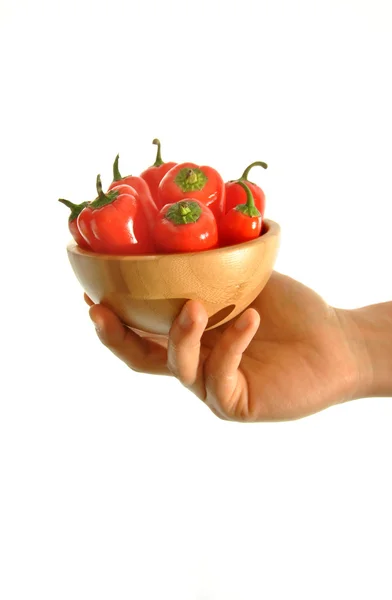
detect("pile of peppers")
[59,139,268,255]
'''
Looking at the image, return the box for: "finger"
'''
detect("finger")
[85,296,166,347]
[167,300,209,391]
[84,293,94,306]
[89,304,169,375]
[203,308,260,415]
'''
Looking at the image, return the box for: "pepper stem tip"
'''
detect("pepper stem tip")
[112,154,122,181]
[58,198,76,210]
[241,161,268,181]
[152,138,164,167]
[96,174,103,195]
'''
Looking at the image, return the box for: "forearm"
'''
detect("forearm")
[338,302,392,399]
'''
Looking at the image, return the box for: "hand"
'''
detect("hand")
[85,271,368,422]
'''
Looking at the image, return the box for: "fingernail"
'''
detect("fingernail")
[234,312,250,331]
[179,305,193,329]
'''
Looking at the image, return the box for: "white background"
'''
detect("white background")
[1,0,391,598]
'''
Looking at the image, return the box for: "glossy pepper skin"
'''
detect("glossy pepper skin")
[140,139,177,204]
[58,198,91,250]
[225,161,267,217]
[220,181,262,247]
[153,199,218,254]
[157,162,226,220]
[108,154,158,224]
[77,175,155,255]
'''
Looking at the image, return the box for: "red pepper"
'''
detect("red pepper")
[153,199,218,254]
[220,181,262,246]
[225,161,268,217]
[140,139,177,204]
[108,154,158,224]
[157,162,226,220]
[77,175,155,255]
[58,198,91,250]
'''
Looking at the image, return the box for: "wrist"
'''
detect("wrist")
[336,303,392,399]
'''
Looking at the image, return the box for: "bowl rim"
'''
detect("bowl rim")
[67,218,280,260]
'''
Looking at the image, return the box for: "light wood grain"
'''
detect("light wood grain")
[67,220,281,334]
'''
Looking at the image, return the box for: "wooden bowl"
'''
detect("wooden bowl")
[67,219,280,335]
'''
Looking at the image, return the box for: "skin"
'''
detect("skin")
[85,271,392,422]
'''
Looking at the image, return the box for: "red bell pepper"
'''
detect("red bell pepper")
[140,139,177,204]
[220,181,262,246]
[225,161,267,217]
[58,198,91,250]
[109,154,158,224]
[77,175,155,255]
[157,162,226,220]
[153,199,218,254]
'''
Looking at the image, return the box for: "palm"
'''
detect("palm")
[194,272,355,420]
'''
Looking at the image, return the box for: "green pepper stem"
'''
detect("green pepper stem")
[96,174,104,197]
[58,198,77,210]
[58,198,88,221]
[91,175,119,209]
[179,204,192,217]
[165,200,202,225]
[235,181,261,218]
[112,154,122,181]
[237,180,255,208]
[241,161,268,181]
[152,138,164,167]
[174,167,207,192]
[186,169,198,185]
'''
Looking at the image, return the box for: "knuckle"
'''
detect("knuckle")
[94,328,107,345]
[166,358,194,387]
[124,355,149,373]
[129,364,145,374]
[205,398,230,421]
[166,360,179,378]
[169,324,202,349]
[215,411,229,422]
